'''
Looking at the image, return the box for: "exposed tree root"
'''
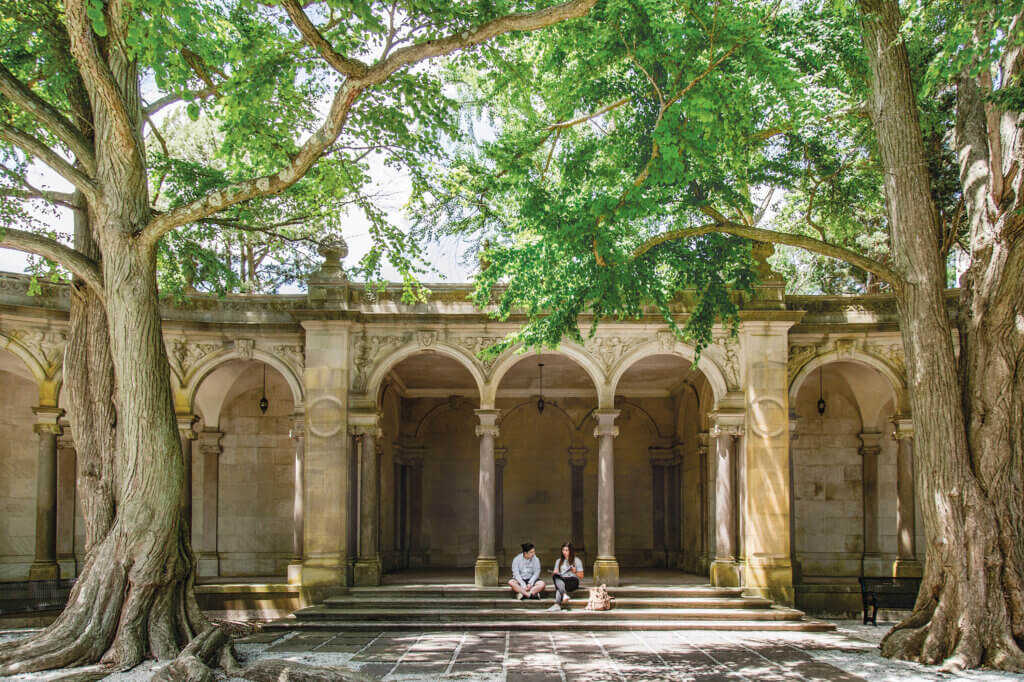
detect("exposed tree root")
[233,658,378,682]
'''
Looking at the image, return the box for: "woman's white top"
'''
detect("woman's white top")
[553,557,584,578]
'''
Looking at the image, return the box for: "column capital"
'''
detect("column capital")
[349,412,383,438]
[567,446,588,467]
[593,409,620,438]
[395,443,426,465]
[892,417,914,440]
[495,446,508,468]
[176,414,198,440]
[710,410,744,438]
[197,430,224,456]
[649,446,680,467]
[289,413,306,440]
[475,408,501,438]
[859,431,884,455]
[32,406,64,434]
[57,422,74,451]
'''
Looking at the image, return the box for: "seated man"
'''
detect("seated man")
[508,542,545,600]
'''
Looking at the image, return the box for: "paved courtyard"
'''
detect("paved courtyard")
[6,622,1024,680]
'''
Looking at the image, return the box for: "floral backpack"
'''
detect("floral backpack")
[586,584,612,611]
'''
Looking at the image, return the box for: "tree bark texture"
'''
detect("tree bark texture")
[860,0,1024,671]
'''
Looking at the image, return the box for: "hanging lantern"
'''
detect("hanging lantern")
[536,362,545,414]
[259,364,269,415]
[816,366,826,416]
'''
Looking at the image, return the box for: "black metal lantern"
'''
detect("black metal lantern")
[816,367,826,416]
[259,364,269,415]
[536,362,545,414]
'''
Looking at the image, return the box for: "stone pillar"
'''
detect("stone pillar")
[301,320,354,601]
[474,409,500,586]
[710,414,742,587]
[739,318,801,605]
[196,430,223,577]
[696,432,712,572]
[288,415,305,585]
[176,414,197,533]
[402,446,426,567]
[29,407,63,581]
[593,409,620,586]
[860,432,884,577]
[495,446,508,564]
[353,415,383,586]
[568,447,588,557]
[55,425,77,578]
[892,418,922,578]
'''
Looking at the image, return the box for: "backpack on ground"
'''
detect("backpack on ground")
[585,584,612,611]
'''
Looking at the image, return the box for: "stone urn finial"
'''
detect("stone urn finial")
[318,237,349,269]
[307,236,350,307]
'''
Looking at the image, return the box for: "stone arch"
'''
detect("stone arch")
[0,332,61,406]
[0,331,49,385]
[607,341,729,407]
[483,342,607,408]
[789,351,907,415]
[365,343,485,408]
[186,349,304,422]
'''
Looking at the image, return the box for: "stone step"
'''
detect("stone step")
[264,618,836,633]
[321,596,774,610]
[344,586,747,599]
[292,606,805,623]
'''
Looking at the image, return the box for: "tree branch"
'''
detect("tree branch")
[141,0,598,244]
[633,220,903,285]
[545,96,632,131]
[143,86,217,117]
[0,63,97,173]
[64,0,140,157]
[0,226,103,293]
[281,0,370,78]
[0,123,99,199]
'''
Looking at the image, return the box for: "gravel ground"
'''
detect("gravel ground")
[2,621,1024,680]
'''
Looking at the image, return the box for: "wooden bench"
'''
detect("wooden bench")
[859,576,921,625]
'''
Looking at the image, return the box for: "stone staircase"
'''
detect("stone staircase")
[265,584,834,633]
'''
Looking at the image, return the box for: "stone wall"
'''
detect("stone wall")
[0,368,37,580]
[216,368,295,576]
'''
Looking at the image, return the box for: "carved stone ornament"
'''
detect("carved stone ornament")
[710,334,741,390]
[657,330,675,353]
[584,336,644,372]
[170,339,222,382]
[2,328,67,379]
[273,344,305,373]
[864,341,906,377]
[416,330,437,348]
[351,333,409,393]
[787,344,818,380]
[235,338,255,361]
[454,336,506,371]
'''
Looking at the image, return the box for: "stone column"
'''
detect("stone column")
[55,425,77,578]
[300,319,354,601]
[353,415,383,586]
[739,318,801,605]
[860,432,884,576]
[474,409,500,586]
[176,414,197,533]
[29,407,63,581]
[593,409,620,586]
[495,446,508,564]
[696,432,712,573]
[402,446,426,567]
[568,446,588,556]
[892,418,922,577]
[196,429,223,577]
[710,414,743,587]
[288,415,305,585]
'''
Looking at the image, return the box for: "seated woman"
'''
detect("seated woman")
[547,542,583,611]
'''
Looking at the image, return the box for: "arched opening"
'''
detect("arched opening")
[613,354,714,573]
[493,353,598,569]
[192,359,296,578]
[380,352,480,571]
[0,349,40,581]
[790,360,917,614]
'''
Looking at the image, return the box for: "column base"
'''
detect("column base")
[474,557,499,587]
[197,552,220,578]
[300,555,352,606]
[710,559,742,587]
[354,558,383,586]
[744,557,794,607]
[592,557,620,587]
[893,559,923,578]
[28,561,59,581]
[57,556,78,580]
[287,561,303,585]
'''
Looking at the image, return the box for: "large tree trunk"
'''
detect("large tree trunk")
[860,0,1024,671]
[0,21,214,676]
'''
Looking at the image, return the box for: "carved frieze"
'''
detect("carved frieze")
[453,336,506,371]
[710,334,741,390]
[0,328,67,379]
[235,338,255,361]
[584,336,644,372]
[273,344,305,373]
[169,339,222,383]
[351,333,408,393]
[787,344,818,380]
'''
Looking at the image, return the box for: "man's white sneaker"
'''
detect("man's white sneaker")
[547,604,561,612]
[563,596,571,606]
[516,592,524,600]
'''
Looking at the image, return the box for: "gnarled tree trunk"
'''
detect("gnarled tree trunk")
[860,0,1024,671]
